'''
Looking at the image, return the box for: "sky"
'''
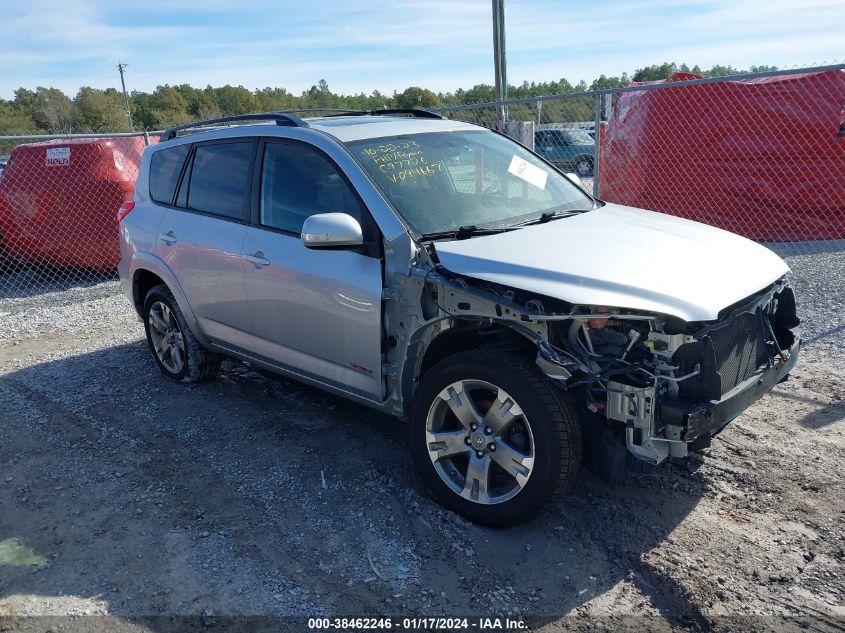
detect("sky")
[0,0,843,100]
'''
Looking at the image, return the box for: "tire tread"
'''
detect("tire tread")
[479,350,582,501]
[144,284,221,383]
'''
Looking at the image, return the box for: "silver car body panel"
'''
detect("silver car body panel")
[242,226,383,399]
[157,210,253,350]
[306,116,480,143]
[434,203,790,322]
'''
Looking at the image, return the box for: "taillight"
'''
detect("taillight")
[117,200,135,222]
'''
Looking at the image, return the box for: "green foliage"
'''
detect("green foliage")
[0,62,781,135]
[630,62,780,82]
[31,87,76,132]
[632,62,683,82]
[0,100,38,134]
[132,85,193,129]
[395,86,442,109]
[590,73,630,91]
[255,87,299,112]
[213,85,261,116]
[75,87,128,132]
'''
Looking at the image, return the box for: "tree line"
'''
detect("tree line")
[0,62,778,135]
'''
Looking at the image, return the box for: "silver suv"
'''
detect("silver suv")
[118,110,800,525]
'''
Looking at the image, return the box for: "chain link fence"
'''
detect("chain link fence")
[0,132,158,301]
[435,64,845,242]
[1,65,843,350]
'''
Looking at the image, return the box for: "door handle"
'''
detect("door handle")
[159,231,177,244]
[244,251,270,267]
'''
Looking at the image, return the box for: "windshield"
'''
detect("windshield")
[346,130,595,237]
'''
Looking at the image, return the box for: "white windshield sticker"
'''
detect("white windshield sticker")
[46,147,70,167]
[507,155,547,190]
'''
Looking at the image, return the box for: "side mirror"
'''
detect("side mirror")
[301,213,363,248]
[564,172,581,186]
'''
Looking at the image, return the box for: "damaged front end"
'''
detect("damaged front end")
[390,254,800,468]
[592,279,799,464]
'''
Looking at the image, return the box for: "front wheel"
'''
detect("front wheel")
[409,350,582,526]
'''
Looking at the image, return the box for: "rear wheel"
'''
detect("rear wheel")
[143,284,220,383]
[409,350,582,526]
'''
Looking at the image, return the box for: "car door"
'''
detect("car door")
[158,139,256,350]
[242,139,383,400]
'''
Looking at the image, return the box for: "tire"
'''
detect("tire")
[408,349,582,526]
[574,155,594,177]
[142,283,220,383]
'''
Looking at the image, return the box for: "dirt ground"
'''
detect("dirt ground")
[0,280,843,633]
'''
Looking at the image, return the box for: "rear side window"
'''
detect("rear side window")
[186,142,253,220]
[149,144,190,205]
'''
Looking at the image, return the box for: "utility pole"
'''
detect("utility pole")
[492,0,507,130]
[117,62,134,132]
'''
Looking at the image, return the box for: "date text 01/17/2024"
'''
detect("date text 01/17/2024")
[307,617,527,630]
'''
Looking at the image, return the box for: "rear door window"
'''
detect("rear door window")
[149,144,190,205]
[186,142,253,220]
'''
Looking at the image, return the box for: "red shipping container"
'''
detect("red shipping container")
[0,136,153,271]
[598,70,845,241]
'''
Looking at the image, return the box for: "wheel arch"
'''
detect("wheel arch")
[129,254,209,346]
[132,268,165,317]
[400,319,538,417]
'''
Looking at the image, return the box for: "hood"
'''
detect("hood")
[433,203,789,322]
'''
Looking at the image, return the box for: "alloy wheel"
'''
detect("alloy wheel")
[425,379,535,505]
[148,301,186,374]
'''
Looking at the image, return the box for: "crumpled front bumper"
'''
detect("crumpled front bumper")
[660,338,800,445]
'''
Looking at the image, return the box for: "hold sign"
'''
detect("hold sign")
[46,147,71,167]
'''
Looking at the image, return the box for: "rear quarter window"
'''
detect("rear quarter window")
[149,144,190,205]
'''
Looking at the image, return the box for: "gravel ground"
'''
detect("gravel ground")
[770,240,845,370]
[0,243,843,632]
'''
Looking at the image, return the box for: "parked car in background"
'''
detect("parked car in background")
[0,137,150,271]
[533,127,596,177]
[119,111,800,526]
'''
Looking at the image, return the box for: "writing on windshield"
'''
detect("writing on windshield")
[349,130,593,236]
[360,140,442,183]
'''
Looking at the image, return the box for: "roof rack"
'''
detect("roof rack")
[162,112,308,141]
[280,108,366,116]
[367,109,443,119]
[276,108,442,120]
[161,108,444,141]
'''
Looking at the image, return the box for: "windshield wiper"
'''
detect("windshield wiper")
[419,224,515,241]
[510,208,588,227]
